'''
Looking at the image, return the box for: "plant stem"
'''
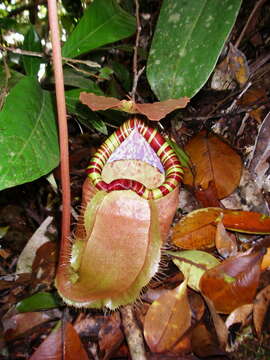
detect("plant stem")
[47,0,71,252]
[130,0,143,101]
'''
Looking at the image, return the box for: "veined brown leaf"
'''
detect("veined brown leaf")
[183,131,242,199]
[30,322,89,360]
[171,208,221,249]
[172,208,270,251]
[200,250,264,314]
[79,92,189,121]
[144,279,191,353]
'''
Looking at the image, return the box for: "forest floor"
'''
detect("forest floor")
[1,0,270,359]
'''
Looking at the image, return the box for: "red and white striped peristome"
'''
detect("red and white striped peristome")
[86,118,183,199]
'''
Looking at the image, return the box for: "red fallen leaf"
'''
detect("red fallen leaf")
[30,322,89,360]
[172,208,270,251]
[79,92,189,121]
[253,284,270,337]
[183,131,242,199]
[194,180,221,207]
[144,280,191,353]
[200,250,265,314]
[222,210,270,234]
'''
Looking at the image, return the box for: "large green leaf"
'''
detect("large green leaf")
[0,66,24,90]
[147,0,242,100]
[22,26,43,77]
[62,0,136,58]
[65,88,108,134]
[0,77,59,191]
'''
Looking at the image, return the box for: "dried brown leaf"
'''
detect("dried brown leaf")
[80,92,121,111]
[79,92,189,121]
[30,322,89,360]
[253,284,270,337]
[171,208,221,249]
[183,131,242,199]
[225,304,253,330]
[215,220,238,258]
[144,280,191,353]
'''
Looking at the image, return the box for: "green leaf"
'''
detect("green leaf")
[165,138,190,168]
[62,0,136,58]
[16,292,61,312]
[62,68,102,89]
[0,66,24,90]
[147,0,242,99]
[22,26,43,77]
[65,88,108,135]
[167,250,220,291]
[0,77,59,191]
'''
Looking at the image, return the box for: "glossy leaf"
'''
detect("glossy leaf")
[168,250,220,291]
[80,92,189,121]
[183,131,242,199]
[62,0,136,58]
[30,322,89,360]
[144,280,191,353]
[222,210,270,234]
[147,0,242,99]
[22,26,42,77]
[200,250,264,313]
[0,77,59,191]
[171,208,221,249]
[16,292,60,313]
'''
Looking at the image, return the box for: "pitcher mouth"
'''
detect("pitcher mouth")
[86,118,183,200]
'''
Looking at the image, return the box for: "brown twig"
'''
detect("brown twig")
[47,0,71,254]
[0,45,100,68]
[0,54,10,110]
[120,305,147,360]
[235,0,267,48]
[130,0,143,101]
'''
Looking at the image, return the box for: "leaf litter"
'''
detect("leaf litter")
[1,0,270,359]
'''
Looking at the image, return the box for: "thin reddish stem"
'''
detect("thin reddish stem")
[47,0,71,252]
